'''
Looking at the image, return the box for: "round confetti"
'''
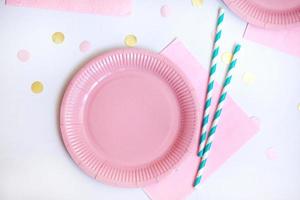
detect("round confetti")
[17,49,30,62]
[297,103,300,111]
[192,0,203,8]
[52,32,65,44]
[31,81,44,94]
[266,147,278,160]
[222,52,233,64]
[124,34,138,47]
[79,40,91,52]
[242,72,256,85]
[160,5,171,17]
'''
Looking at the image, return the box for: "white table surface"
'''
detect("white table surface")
[1,0,300,199]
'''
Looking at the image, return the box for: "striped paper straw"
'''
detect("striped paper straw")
[194,44,242,187]
[198,8,225,157]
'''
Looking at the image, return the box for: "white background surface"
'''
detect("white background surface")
[1,0,300,199]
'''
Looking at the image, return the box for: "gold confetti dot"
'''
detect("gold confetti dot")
[124,34,137,47]
[222,52,233,64]
[31,81,44,94]
[242,72,256,85]
[192,0,203,8]
[297,103,300,111]
[52,32,65,44]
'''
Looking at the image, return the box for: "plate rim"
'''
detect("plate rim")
[223,0,300,29]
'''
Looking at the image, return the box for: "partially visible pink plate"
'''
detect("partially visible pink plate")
[223,0,300,28]
[60,48,199,187]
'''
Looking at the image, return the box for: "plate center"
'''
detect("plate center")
[85,70,181,167]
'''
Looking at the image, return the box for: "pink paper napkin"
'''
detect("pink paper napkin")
[244,25,300,58]
[5,0,132,16]
[143,39,259,200]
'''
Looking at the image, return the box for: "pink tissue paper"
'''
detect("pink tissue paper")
[5,0,132,16]
[244,25,300,58]
[143,39,259,200]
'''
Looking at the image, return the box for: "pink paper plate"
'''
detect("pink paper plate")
[60,48,199,187]
[223,0,300,28]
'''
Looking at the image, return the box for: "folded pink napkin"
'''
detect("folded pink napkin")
[5,0,132,16]
[244,25,300,58]
[143,39,259,200]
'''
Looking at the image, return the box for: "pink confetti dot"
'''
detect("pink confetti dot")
[17,49,30,62]
[266,147,278,160]
[79,40,91,53]
[160,5,171,17]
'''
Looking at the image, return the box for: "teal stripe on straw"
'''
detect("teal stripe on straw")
[198,151,202,157]
[224,76,232,86]
[198,150,204,157]
[200,132,207,143]
[209,125,217,136]
[202,115,209,125]
[229,60,237,70]
[204,142,212,154]
[210,64,217,75]
[214,109,222,119]
[217,13,224,25]
[199,159,207,170]
[218,92,227,103]
[205,98,212,109]
[234,44,241,53]
[212,47,219,59]
[207,81,214,92]
[214,30,222,42]
[193,176,202,187]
